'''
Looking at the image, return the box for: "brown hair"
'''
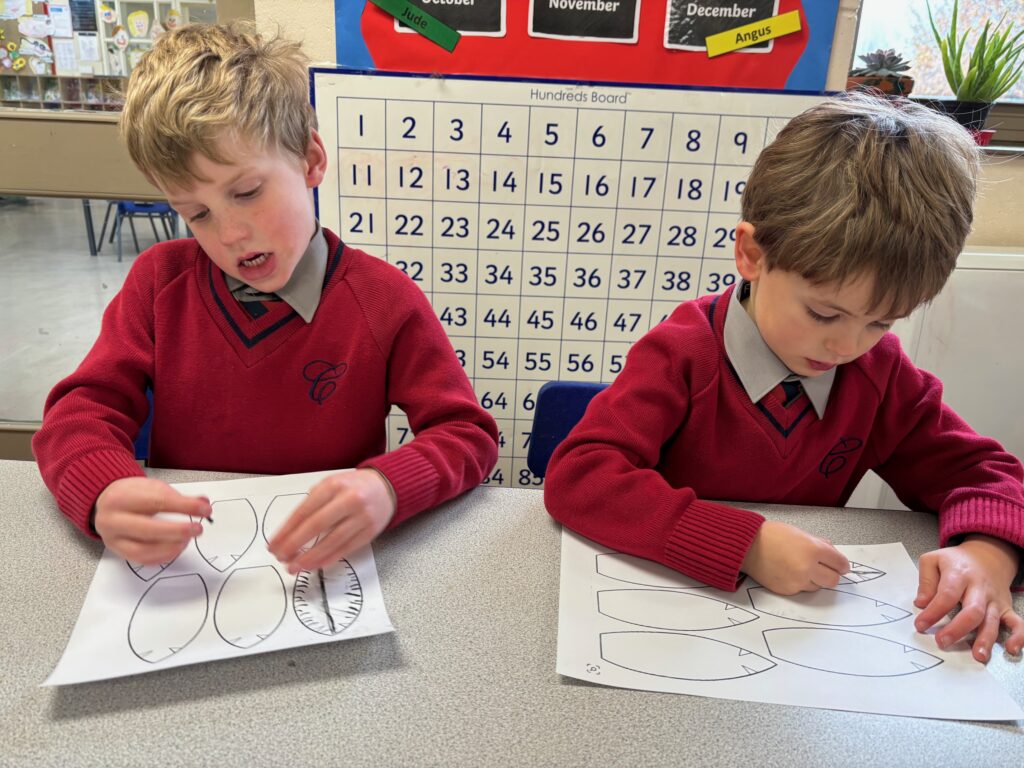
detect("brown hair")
[741,91,980,317]
[119,22,316,188]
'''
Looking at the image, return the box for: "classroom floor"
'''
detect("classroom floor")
[0,197,148,423]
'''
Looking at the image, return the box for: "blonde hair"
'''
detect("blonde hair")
[741,91,980,317]
[119,22,316,188]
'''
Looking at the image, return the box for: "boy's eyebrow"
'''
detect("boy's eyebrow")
[815,299,906,323]
[818,300,854,316]
[166,168,253,206]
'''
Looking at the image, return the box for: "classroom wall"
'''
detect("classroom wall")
[252,0,1022,249]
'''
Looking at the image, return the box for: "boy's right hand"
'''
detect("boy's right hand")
[94,477,212,564]
[741,520,850,594]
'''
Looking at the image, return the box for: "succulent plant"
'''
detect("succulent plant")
[850,49,913,78]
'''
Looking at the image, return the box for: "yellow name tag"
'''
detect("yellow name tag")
[705,10,802,58]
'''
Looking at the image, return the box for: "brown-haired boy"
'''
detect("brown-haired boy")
[545,93,1024,663]
[33,23,498,574]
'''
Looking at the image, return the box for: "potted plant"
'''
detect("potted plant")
[847,49,915,96]
[927,0,1024,131]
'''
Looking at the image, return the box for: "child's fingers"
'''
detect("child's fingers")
[914,577,963,634]
[934,587,986,650]
[290,516,369,573]
[1000,609,1024,656]
[816,544,850,577]
[810,562,842,589]
[267,479,337,555]
[112,536,189,565]
[109,511,203,543]
[139,487,212,519]
[969,604,1002,663]
[914,555,940,611]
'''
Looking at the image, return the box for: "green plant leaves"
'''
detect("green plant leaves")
[927,0,1024,102]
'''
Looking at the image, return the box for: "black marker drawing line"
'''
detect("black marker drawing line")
[318,568,336,633]
[838,561,886,585]
[125,559,174,582]
[292,558,364,637]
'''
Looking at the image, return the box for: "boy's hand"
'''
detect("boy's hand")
[741,520,850,595]
[94,477,212,564]
[267,469,396,573]
[914,535,1024,663]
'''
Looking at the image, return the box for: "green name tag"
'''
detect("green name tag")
[369,0,462,53]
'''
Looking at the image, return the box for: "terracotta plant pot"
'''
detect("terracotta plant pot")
[846,75,915,96]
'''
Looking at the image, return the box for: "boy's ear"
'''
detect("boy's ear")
[734,221,766,281]
[303,130,328,188]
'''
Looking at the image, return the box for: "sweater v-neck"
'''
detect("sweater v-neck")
[198,234,345,366]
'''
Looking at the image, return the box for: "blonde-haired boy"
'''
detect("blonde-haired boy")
[34,23,498,573]
[545,93,1024,663]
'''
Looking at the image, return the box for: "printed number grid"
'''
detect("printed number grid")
[314,72,821,489]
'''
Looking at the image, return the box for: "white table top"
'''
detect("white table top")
[1,459,1021,767]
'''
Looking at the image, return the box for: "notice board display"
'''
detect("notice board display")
[335,1,840,93]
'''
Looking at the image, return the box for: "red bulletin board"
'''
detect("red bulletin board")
[338,1,839,92]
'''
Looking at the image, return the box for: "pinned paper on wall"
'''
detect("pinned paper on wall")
[52,36,76,73]
[75,31,99,61]
[45,470,395,687]
[556,531,1024,720]
[49,3,74,38]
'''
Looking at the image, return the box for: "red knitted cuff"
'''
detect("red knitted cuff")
[57,449,146,537]
[663,500,765,591]
[360,448,440,528]
[940,495,1024,588]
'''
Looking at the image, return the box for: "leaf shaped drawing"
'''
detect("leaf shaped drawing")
[194,498,257,572]
[600,631,776,681]
[214,565,286,648]
[598,589,758,631]
[763,628,943,677]
[128,573,208,663]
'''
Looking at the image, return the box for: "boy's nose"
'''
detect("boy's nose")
[825,332,857,359]
[217,216,249,246]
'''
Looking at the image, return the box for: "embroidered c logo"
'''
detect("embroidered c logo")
[819,437,864,478]
[302,360,347,405]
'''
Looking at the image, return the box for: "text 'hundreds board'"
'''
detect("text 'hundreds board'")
[312,70,822,489]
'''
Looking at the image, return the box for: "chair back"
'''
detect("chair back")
[526,381,608,478]
[134,388,154,461]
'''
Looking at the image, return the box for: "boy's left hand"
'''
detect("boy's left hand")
[267,469,396,573]
[914,534,1024,663]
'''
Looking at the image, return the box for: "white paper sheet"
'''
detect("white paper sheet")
[46,471,394,686]
[556,530,1023,720]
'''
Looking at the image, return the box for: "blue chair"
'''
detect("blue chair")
[527,381,608,479]
[96,201,178,262]
[134,389,154,462]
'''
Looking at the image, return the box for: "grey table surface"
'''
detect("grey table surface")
[1,459,1022,767]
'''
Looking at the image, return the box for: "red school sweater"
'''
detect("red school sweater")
[33,228,498,536]
[544,287,1024,591]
